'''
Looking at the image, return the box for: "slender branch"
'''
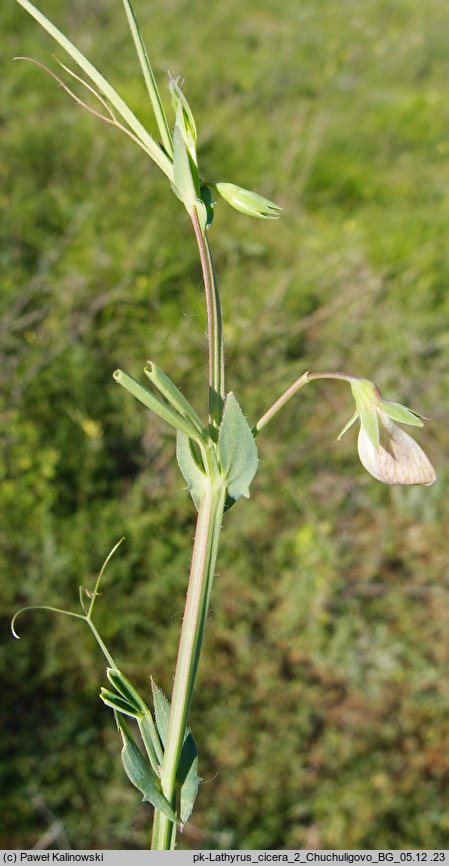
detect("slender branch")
[85,620,117,669]
[253,370,354,436]
[253,371,310,435]
[151,481,226,850]
[191,212,225,433]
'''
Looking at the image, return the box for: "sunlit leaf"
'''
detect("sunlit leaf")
[218,392,258,500]
[118,719,176,821]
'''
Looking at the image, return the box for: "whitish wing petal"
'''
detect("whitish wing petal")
[357,418,436,486]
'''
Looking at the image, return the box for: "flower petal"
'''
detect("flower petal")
[357,416,436,486]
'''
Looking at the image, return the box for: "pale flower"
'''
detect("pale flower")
[338,378,436,486]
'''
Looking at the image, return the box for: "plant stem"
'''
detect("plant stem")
[191,211,225,434]
[152,203,226,850]
[151,480,226,850]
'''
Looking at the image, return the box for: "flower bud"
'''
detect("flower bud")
[215,182,282,219]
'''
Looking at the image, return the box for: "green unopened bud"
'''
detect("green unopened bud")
[169,77,197,164]
[215,182,282,220]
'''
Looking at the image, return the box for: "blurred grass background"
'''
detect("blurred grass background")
[2,0,449,850]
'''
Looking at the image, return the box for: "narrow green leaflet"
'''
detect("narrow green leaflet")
[118,719,176,822]
[151,680,201,824]
[144,362,205,438]
[120,0,173,158]
[176,432,208,510]
[106,668,146,713]
[218,392,259,501]
[101,669,163,772]
[113,369,202,441]
[100,688,140,718]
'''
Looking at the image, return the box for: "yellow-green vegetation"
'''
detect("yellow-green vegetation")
[2,0,449,850]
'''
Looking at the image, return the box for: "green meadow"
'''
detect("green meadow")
[2,0,449,849]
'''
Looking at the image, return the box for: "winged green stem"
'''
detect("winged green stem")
[151,480,226,850]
